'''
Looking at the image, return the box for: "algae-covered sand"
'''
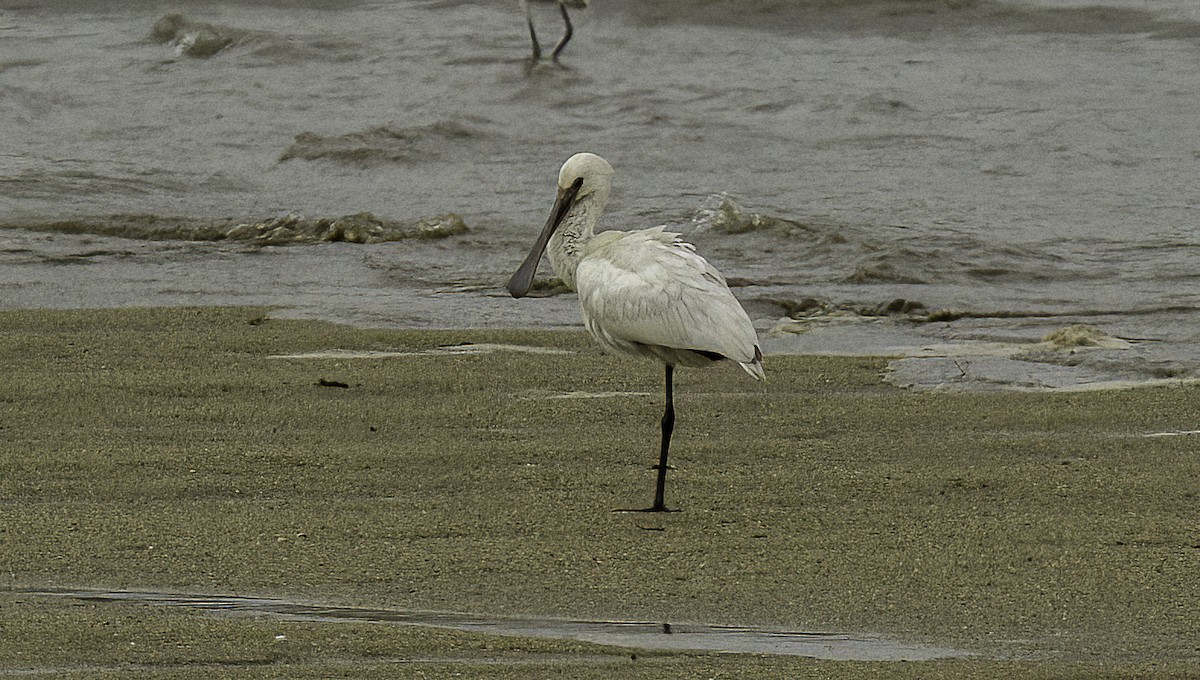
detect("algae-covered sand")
[1,307,1197,677]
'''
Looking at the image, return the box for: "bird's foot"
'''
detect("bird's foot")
[612,504,680,514]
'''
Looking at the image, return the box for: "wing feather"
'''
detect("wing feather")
[576,229,760,367]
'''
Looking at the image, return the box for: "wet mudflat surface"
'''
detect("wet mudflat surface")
[1,307,1197,677]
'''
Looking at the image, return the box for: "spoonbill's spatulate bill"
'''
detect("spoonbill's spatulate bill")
[508,152,764,512]
[521,0,588,63]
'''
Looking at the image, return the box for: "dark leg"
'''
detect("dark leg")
[525,1,542,62]
[612,363,681,513]
[648,363,675,512]
[550,2,573,62]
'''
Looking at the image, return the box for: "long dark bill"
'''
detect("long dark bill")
[506,178,582,298]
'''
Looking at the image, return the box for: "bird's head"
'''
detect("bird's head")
[557,151,612,198]
[507,152,613,298]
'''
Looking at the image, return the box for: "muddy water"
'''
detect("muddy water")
[3,0,1200,391]
[26,588,972,662]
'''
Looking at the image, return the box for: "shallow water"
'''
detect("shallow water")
[2,0,1199,390]
[25,588,972,661]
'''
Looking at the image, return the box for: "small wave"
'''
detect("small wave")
[280,121,488,166]
[35,249,142,267]
[755,296,975,327]
[693,194,1146,293]
[755,296,929,325]
[841,257,929,285]
[753,296,1177,328]
[0,59,45,74]
[0,165,190,201]
[836,242,1066,285]
[150,14,361,63]
[691,195,1083,287]
[841,236,1073,287]
[223,212,469,245]
[2,212,469,245]
[1,83,79,117]
[692,194,843,240]
[150,14,246,59]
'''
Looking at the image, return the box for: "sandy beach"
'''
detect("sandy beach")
[2,306,1197,678]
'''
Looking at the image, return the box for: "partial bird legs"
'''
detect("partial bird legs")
[551,2,574,62]
[525,1,542,62]
[525,0,575,64]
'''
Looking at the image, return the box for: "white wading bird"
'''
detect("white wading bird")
[507,153,764,512]
[521,0,588,63]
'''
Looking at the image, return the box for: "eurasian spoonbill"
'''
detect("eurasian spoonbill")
[507,152,764,512]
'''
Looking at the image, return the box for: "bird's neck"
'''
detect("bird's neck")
[547,194,603,290]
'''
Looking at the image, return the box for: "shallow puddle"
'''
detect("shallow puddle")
[527,390,654,400]
[1143,429,1200,437]
[24,589,971,661]
[269,344,574,359]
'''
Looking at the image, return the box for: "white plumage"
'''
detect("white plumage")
[577,227,764,377]
[507,152,764,512]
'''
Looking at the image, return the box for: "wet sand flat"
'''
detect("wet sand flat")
[1,306,1197,677]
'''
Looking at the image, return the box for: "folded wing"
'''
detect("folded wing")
[576,228,763,379]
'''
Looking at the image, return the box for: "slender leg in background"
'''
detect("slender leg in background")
[524,0,542,61]
[551,2,574,62]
